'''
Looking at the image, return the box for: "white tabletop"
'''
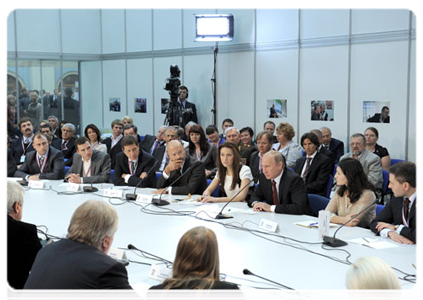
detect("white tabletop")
[21,180,416,292]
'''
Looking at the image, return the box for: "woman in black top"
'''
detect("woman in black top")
[364,127,391,170]
[149,226,239,290]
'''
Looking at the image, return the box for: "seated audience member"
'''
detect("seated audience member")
[84,124,107,153]
[364,127,391,170]
[123,124,141,143]
[24,200,132,289]
[52,122,77,166]
[149,226,239,290]
[248,151,313,215]
[153,126,178,172]
[220,118,234,139]
[367,106,390,123]
[140,125,167,154]
[294,132,332,196]
[113,135,157,188]
[8,145,18,177]
[310,129,333,162]
[7,180,42,289]
[346,256,400,289]
[186,124,217,179]
[66,137,111,184]
[263,120,277,143]
[249,131,274,183]
[272,122,303,169]
[121,115,133,126]
[199,142,253,203]
[183,121,197,142]
[225,127,251,165]
[339,133,383,192]
[103,119,124,169]
[239,126,257,159]
[325,158,376,228]
[154,140,207,195]
[173,125,189,148]
[11,117,35,165]
[320,127,344,163]
[15,133,65,180]
[206,125,225,147]
[47,115,60,137]
[370,161,416,244]
[39,122,59,145]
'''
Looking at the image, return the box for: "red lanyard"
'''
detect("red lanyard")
[36,151,49,173]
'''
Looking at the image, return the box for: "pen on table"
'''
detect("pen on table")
[362,237,370,243]
[309,222,318,226]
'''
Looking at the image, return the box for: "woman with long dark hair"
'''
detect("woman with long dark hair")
[325,157,376,228]
[198,141,253,203]
[84,124,107,153]
[149,227,238,289]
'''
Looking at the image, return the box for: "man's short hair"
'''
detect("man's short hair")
[74,137,90,150]
[121,135,139,148]
[263,121,275,129]
[256,131,274,143]
[206,125,219,135]
[66,200,119,249]
[172,126,184,138]
[19,117,33,129]
[301,132,320,147]
[40,123,53,132]
[33,133,48,142]
[7,180,25,215]
[389,161,416,188]
[48,115,59,122]
[111,119,124,128]
[225,127,239,136]
[350,133,366,144]
[185,121,196,129]
[123,124,138,134]
[222,118,234,126]
[63,123,76,134]
[310,129,323,139]
[265,150,286,166]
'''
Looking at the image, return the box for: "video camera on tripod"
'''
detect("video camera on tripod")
[163,65,182,126]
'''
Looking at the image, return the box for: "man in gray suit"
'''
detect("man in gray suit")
[339,133,383,191]
[66,137,111,183]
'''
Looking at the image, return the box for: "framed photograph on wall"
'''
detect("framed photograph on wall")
[311,100,334,121]
[134,98,147,113]
[109,97,121,112]
[267,99,287,118]
[363,101,390,123]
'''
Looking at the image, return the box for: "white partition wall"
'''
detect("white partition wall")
[80,61,103,130]
[101,9,126,54]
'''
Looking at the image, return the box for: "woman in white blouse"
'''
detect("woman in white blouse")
[198,142,253,203]
[84,124,107,153]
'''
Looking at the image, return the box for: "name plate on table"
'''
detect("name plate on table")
[108,248,128,265]
[150,264,172,282]
[259,218,278,233]
[29,181,44,189]
[136,194,153,204]
[103,189,123,198]
[66,182,81,192]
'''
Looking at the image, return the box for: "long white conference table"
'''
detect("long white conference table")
[13,179,416,298]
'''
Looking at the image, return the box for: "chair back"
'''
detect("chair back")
[308,194,330,216]
[325,174,334,198]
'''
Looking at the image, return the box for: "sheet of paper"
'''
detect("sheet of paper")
[348,238,399,249]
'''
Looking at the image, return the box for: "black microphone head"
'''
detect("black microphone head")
[243,269,252,275]
[127,244,136,250]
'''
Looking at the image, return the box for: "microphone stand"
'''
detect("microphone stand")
[215,179,252,219]
[83,179,98,193]
[243,269,294,290]
[153,167,191,206]
[125,161,158,200]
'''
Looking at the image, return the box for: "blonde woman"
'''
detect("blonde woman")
[272,122,303,168]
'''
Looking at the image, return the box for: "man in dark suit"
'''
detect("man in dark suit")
[321,127,344,163]
[263,121,277,144]
[15,133,65,180]
[7,180,42,289]
[113,135,157,188]
[294,132,332,196]
[11,117,35,165]
[370,161,416,244]
[52,122,76,166]
[39,122,59,145]
[66,137,111,184]
[176,86,198,128]
[140,125,167,154]
[47,115,60,138]
[154,140,207,195]
[152,126,179,172]
[367,106,390,123]
[219,118,234,140]
[8,148,17,177]
[103,119,124,169]
[249,131,273,183]
[24,200,132,289]
[248,151,313,215]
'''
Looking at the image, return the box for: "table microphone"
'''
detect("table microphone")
[215,179,252,219]
[153,167,191,206]
[323,198,378,247]
[126,161,159,201]
[243,269,294,290]
[83,180,98,193]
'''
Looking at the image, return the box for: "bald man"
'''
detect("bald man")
[320,127,344,163]
[153,140,207,195]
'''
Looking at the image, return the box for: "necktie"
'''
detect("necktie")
[150,140,160,154]
[272,180,279,205]
[404,198,411,222]
[130,161,136,175]
[302,157,312,181]
[39,156,44,172]
[61,141,67,151]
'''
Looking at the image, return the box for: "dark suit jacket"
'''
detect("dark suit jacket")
[11,137,35,165]
[7,215,42,289]
[140,134,156,153]
[103,136,123,169]
[370,196,416,243]
[113,150,157,188]
[248,151,261,183]
[367,113,390,123]
[328,138,344,164]
[66,150,111,183]
[52,137,76,166]
[152,145,167,171]
[179,100,198,127]
[8,148,17,177]
[147,281,244,300]
[157,158,207,195]
[294,152,332,196]
[249,169,313,215]
[24,238,132,289]
[14,146,65,180]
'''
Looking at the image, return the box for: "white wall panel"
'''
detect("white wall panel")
[101,10,125,54]
[299,46,349,145]
[16,9,60,53]
[183,9,216,49]
[127,58,154,135]
[412,11,416,29]
[7,11,15,52]
[351,9,410,35]
[153,10,182,51]
[217,52,254,131]
[102,60,126,130]
[184,54,215,128]
[126,9,153,53]
[350,41,409,159]
[256,49,299,137]
[408,40,415,162]
[217,9,255,45]
[80,61,103,130]
[61,9,101,54]
[301,9,350,39]
[256,9,299,43]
